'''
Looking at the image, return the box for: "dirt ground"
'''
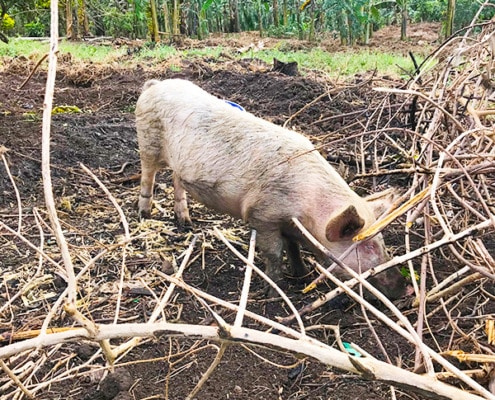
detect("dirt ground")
[1,23,492,400]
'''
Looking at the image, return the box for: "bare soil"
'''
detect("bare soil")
[1,23,491,400]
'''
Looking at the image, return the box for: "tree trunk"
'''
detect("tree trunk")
[444,0,455,38]
[66,0,74,40]
[282,0,288,26]
[172,0,180,36]
[257,0,263,37]
[229,0,240,33]
[150,0,159,42]
[346,10,352,45]
[273,0,279,27]
[363,4,370,44]
[78,0,90,37]
[308,0,315,41]
[401,0,408,41]
[163,1,171,35]
[296,0,303,40]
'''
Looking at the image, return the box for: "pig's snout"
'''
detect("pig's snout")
[367,267,411,300]
[353,239,411,300]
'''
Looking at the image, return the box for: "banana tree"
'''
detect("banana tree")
[323,0,369,45]
[371,0,408,40]
[443,0,455,38]
[150,0,159,41]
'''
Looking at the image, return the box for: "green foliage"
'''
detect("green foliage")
[135,43,177,59]
[1,14,15,31]
[409,0,443,22]
[101,0,149,39]
[0,39,119,62]
[24,18,46,37]
[58,41,120,61]
[322,0,378,44]
[201,0,218,13]
[454,0,495,32]
[0,38,47,56]
[52,105,82,115]
[132,0,148,38]
[1,1,494,46]
[35,0,50,9]
[103,9,137,38]
[265,24,300,38]
[409,0,495,31]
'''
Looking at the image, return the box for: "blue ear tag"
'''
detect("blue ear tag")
[343,342,363,357]
[224,100,245,112]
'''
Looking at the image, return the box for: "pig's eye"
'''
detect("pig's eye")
[364,242,378,254]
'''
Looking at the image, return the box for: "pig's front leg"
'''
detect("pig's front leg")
[283,238,309,279]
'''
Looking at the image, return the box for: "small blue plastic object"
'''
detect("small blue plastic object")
[224,100,245,112]
[343,342,363,357]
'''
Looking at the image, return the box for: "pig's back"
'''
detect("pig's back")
[136,78,317,167]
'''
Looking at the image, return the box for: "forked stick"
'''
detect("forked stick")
[0,321,490,400]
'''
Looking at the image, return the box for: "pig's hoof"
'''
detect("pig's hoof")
[175,217,193,232]
[393,295,414,310]
[252,285,277,299]
[139,209,152,220]
[326,294,352,310]
[256,280,289,299]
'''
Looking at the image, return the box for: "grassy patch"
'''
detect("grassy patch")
[253,48,417,78]
[0,38,123,61]
[135,44,178,60]
[0,38,419,78]
[0,38,49,58]
[59,41,119,61]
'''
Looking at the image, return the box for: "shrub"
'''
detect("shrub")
[24,19,46,37]
[1,13,15,31]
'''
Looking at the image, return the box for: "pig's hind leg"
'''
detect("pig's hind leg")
[255,229,288,296]
[138,159,158,219]
[173,172,193,229]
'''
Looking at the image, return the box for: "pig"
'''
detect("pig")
[135,78,408,299]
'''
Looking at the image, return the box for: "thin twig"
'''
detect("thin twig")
[234,229,256,328]
[0,359,34,399]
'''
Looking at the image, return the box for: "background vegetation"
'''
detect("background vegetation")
[0,0,494,44]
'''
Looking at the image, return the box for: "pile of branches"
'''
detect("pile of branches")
[335,10,495,396]
[1,4,495,400]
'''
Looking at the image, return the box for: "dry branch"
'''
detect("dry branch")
[40,0,77,307]
[0,321,490,400]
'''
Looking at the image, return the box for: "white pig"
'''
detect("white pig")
[135,79,407,298]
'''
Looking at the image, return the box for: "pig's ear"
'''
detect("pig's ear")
[326,205,365,242]
[365,188,397,218]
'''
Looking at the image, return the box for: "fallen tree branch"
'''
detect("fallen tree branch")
[0,321,491,400]
[40,0,77,307]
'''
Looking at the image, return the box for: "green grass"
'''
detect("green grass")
[0,38,123,61]
[253,47,416,77]
[0,38,419,78]
[59,41,119,61]
[136,44,178,60]
[0,38,49,58]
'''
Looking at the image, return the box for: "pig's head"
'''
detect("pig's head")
[321,190,410,300]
